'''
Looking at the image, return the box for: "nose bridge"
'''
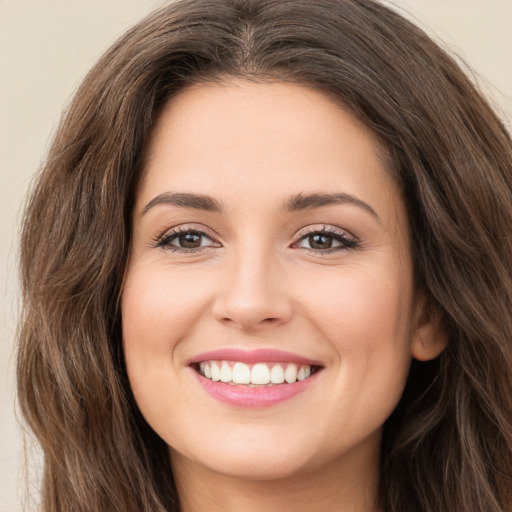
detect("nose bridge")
[213,239,293,330]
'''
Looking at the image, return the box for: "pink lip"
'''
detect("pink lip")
[190,368,322,408]
[187,348,323,366]
[187,348,324,408]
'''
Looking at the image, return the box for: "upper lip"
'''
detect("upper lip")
[187,348,323,367]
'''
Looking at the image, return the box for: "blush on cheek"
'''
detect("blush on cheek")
[313,273,411,347]
[122,269,205,349]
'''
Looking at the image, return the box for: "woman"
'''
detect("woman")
[17,0,512,511]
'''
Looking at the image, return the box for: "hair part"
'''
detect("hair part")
[18,1,512,510]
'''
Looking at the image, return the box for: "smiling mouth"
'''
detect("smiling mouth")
[192,360,322,386]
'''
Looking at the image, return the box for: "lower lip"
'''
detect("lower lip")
[191,368,322,408]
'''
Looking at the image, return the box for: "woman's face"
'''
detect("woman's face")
[122,81,438,483]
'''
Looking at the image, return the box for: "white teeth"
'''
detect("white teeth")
[270,365,285,384]
[198,361,316,385]
[284,363,298,383]
[220,361,232,383]
[251,363,271,385]
[211,361,221,381]
[232,362,251,384]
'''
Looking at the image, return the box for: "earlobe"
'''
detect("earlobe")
[411,294,448,361]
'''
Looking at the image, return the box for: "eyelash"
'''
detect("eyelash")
[293,226,359,254]
[153,225,359,254]
[153,226,219,253]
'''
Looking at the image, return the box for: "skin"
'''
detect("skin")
[122,80,446,512]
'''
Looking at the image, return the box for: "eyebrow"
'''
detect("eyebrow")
[283,192,379,220]
[142,190,379,221]
[142,192,223,215]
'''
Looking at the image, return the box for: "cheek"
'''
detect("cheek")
[296,264,414,444]
[300,260,413,341]
[122,264,211,356]
[121,262,216,436]
[120,264,210,406]
[297,261,414,395]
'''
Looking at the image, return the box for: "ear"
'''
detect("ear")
[411,293,448,361]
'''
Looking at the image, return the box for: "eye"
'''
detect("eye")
[155,228,220,252]
[293,227,358,253]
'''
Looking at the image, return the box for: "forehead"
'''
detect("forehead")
[138,80,402,225]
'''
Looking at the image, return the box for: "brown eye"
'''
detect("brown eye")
[294,228,359,252]
[308,233,334,250]
[178,233,203,248]
[156,228,220,252]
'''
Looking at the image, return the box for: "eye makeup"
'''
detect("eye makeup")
[150,222,360,256]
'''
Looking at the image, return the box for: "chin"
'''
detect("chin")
[198,451,315,482]
[170,427,322,481]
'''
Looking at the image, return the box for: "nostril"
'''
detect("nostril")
[218,315,285,330]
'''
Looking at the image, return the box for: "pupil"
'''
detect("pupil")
[310,234,332,249]
[179,233,201,248]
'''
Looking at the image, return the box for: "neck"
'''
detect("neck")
[171,444,381,512]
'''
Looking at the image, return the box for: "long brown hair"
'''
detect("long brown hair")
[18,1,512,510]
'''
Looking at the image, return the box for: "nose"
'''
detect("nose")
[212,247,294,331]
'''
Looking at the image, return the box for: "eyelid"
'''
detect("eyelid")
[150,223,358,254]
[151,224,222,250]
[294,224,357,241]
[292,224,359,252]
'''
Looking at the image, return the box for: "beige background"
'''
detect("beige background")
[1,1,511,510]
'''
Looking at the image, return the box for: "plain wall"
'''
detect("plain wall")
[1,1,511,510]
